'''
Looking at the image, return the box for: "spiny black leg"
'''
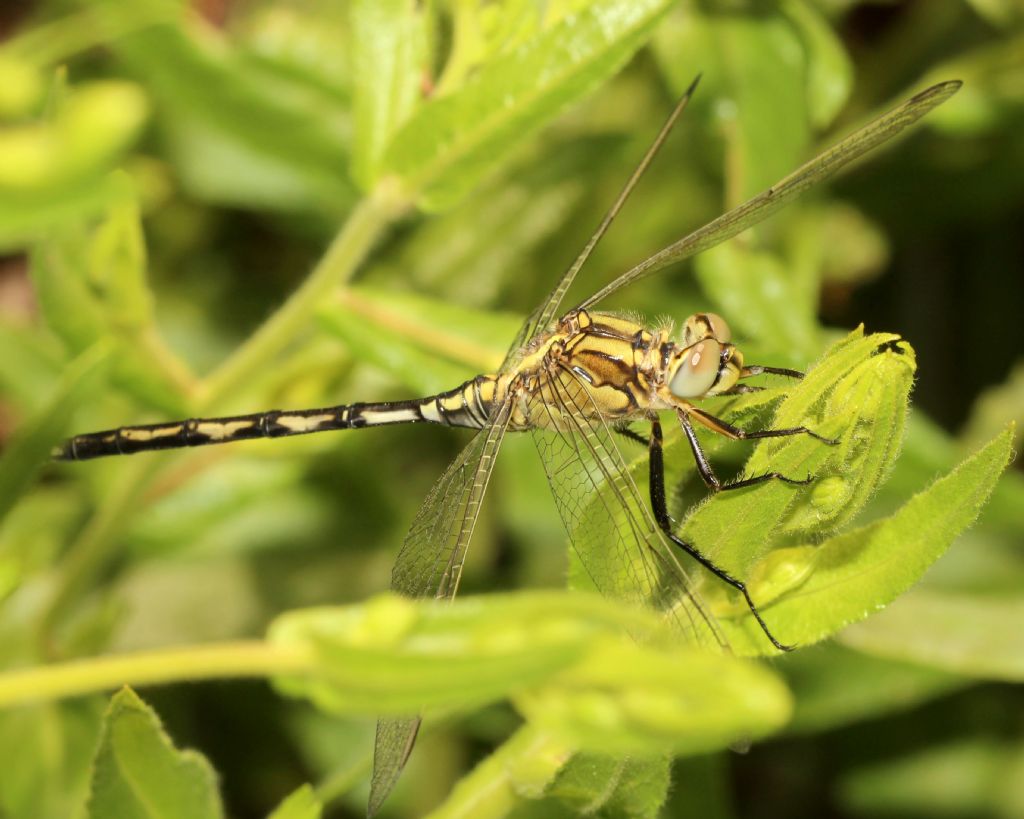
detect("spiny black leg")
[614,424,649,447]
[743,365,806,379]
[648,417,793,652]
[679,412,722,490]
[721,472,812,491]
[679,412,818,491]
[688,406,838,446]
[717,384,765,395]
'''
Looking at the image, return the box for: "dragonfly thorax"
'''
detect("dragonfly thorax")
[667,312,744,398]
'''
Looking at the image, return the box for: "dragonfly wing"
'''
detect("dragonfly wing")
[513,76,702,347]
[369,400,513,816]
[500,305,541,373]
[369,717,421,816]
[580,80,961,309]
[528,368,725,649]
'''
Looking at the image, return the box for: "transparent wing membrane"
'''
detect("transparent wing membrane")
[580,80,961,309]
[390,405,512,599]
[523,75,703,342]
[369,402,512,814]
[529,370,724,650]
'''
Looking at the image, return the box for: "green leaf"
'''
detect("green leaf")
[0,53,44,117]
[514,639,791,756]
[268,592,664,716]
[0,343,110,525]
[86,172,153,331]
[681,329,912,578]
[317,286,521,394]
[779,643,965,734]
[0,78,147,251]
[349,0,426,189]
[101,2,355,211]
[86,687,224,819]
[383,0,671,210]
[547,754,670,818]
[840,587,1024,681]
[30,207,189,415]
[695,241,820,358]
[425,724,574,819]
[267,784,322,819]
[653,6,810,199]
[719,427,1013,655]
[781,0,853,128]
[0,319,66,412]
[0,699,104,819]
[0,80,148,192]
[837,738,1024,819]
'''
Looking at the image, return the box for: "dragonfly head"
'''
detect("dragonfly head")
[668,312,744,398]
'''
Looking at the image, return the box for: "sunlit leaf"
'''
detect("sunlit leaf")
[86,172,153,330]
[86,687,223,819]
[384,0,672,210]
[840,587,1024,681]
[653,6,809,200]
[547,754,670,818]
[269,592,663,716]
[0,699,104,819]
[720,427,1012,655]
[267,784,322,819]
[349,0,426,189]
[100,0,355,211]
[681,329,910,576]
[30,201,189,415]
[515,639,791,756]
[695,241,820,358]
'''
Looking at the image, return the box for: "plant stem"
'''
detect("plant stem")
[0,641,311,708]
[198,183,406,409]
[425,724,573,819]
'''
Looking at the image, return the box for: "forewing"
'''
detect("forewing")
[580,80,961,309]
[529,369,724,650]
[369,402,512,816]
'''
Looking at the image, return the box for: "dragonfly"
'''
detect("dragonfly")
[54,78,960,813]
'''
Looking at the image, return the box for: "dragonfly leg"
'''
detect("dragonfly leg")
[613,424,649,447]
[678,411,817,491]
[648,417,793,652]
[742,365,805,379]
[687,406,838,446]
[717,384,765,395]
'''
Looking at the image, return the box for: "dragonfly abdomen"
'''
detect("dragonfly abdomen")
[53,375,504,461]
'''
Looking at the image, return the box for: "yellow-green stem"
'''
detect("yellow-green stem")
[198,183,406,409]
[0,641,311,708]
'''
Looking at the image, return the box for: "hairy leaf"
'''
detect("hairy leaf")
[87,687,223,819]
[720,427,1013,655]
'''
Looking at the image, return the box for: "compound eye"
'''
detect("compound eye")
[704,312,731,343]
[670,339,723,398]
[681,312,732,345]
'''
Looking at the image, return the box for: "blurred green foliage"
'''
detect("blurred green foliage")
[0,1,1022,818]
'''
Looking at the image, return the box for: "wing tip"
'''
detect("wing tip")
[912,78,963,107]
